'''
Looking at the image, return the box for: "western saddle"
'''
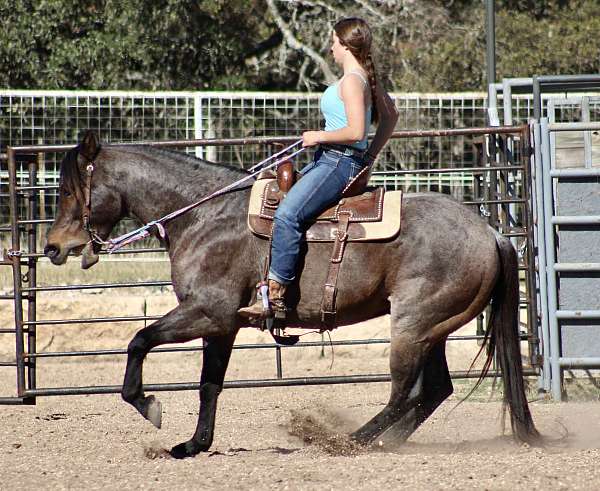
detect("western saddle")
[247,158,402,333]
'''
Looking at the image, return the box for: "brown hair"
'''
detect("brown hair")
[333,17,378,123]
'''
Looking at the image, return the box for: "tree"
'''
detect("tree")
[0,0,271,90]
[0,0,597,92]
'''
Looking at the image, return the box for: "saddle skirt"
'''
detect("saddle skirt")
[247,178,402,242]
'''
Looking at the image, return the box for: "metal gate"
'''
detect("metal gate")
[534,118,600,400]
[0,126,538,404]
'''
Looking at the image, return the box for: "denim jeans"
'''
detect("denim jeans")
[268,148,367,285]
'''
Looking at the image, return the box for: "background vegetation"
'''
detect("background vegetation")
[0,0,597,93]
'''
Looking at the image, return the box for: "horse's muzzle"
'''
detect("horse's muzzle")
[44,244,62,263]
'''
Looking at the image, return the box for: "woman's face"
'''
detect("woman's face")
[331,32,347,65]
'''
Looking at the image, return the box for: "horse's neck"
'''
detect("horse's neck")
[108,147,246,226]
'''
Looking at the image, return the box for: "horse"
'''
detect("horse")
[44,131,541,458]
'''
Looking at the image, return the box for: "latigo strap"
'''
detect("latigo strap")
[320,211,351,328]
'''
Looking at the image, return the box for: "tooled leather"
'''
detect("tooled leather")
[259,181,384,222]
[320,213,351,327]
[248,215,368,241]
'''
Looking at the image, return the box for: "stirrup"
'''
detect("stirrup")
[265,317,299,346]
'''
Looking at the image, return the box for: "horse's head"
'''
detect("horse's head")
[44,131,123,269]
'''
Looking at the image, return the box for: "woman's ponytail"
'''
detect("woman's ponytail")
[364,53,378,124]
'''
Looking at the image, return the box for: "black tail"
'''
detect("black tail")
[481,234,541,445]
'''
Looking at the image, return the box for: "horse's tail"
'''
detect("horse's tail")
[481,233,541,445]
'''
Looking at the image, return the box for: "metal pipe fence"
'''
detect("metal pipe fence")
[0,125,538,403]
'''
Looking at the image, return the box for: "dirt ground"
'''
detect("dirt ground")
[2,292,600,490]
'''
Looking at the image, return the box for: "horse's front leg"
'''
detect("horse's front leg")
[170,331,237,459]
[121,303,227,429]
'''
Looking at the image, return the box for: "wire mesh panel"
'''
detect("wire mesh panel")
[0,91,197,230]
[1,90,494,226]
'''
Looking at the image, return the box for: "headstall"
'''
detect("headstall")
[78,149,108,247]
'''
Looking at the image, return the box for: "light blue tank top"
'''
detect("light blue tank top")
[320,71,372,150]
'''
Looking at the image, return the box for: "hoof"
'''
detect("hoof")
[145,395,162,429]
[349,430,371,446]
[170,440,206,459]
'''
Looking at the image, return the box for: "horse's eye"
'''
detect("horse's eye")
[62,189,72,197]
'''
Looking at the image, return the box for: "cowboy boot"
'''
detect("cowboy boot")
[237,279,287,320]
[267,279,287,320]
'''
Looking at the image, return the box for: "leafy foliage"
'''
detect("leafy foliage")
[0,0,597,92]
[417,0,600,90]
[0,0,268,90]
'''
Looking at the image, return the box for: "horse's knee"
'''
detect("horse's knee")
[127,332,149,356]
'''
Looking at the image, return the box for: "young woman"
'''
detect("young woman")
[239,17,399,320]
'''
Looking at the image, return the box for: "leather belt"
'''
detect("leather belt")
[320,143,366,158]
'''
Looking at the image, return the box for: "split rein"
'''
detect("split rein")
[81,140,305,254]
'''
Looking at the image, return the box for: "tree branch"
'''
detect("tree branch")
[266,0,336,84]
[352,0,387,20]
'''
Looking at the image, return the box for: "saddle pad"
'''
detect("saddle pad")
[247,179,402,242]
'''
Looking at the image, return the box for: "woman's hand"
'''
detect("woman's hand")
[302,131,322,147]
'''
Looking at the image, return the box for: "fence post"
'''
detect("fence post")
[7,148,27,397]
[194,94,204,159]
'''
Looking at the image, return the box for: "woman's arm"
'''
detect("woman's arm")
[364,82,399,162]
[302,74,367,147]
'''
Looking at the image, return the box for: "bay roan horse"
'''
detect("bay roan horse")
[45,132,540,458]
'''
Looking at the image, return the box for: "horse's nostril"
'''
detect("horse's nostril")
[44,244,59,259]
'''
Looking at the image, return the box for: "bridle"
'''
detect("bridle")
[78,148,108,247]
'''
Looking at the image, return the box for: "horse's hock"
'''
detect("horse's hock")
[0,127,538,404]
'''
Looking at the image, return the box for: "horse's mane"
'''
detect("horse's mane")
[59,143,249,205]
[140,146,247,175]
[61,143,247,180]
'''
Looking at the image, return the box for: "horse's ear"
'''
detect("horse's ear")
[80,130,100,159]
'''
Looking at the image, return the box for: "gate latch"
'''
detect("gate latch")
[4,249,23,260]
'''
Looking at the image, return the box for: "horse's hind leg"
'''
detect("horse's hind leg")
[351,325,432,445]
[377,341,453,444]
[170,332,237,459]
[121,303,226,428]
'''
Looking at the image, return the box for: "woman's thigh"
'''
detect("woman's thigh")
[276,158,336,221]
[277,149,366,222]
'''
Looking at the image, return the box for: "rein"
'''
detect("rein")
[82,140,305,253]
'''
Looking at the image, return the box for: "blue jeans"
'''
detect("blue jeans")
[268,148,367,285]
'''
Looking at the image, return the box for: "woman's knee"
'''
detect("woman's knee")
[274,201,301,226]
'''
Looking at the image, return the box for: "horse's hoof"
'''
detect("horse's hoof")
[349,430,371,446]
[145,395,162,429]
[169,440,205,459]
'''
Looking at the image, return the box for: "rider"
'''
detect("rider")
[238,17,399,320]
